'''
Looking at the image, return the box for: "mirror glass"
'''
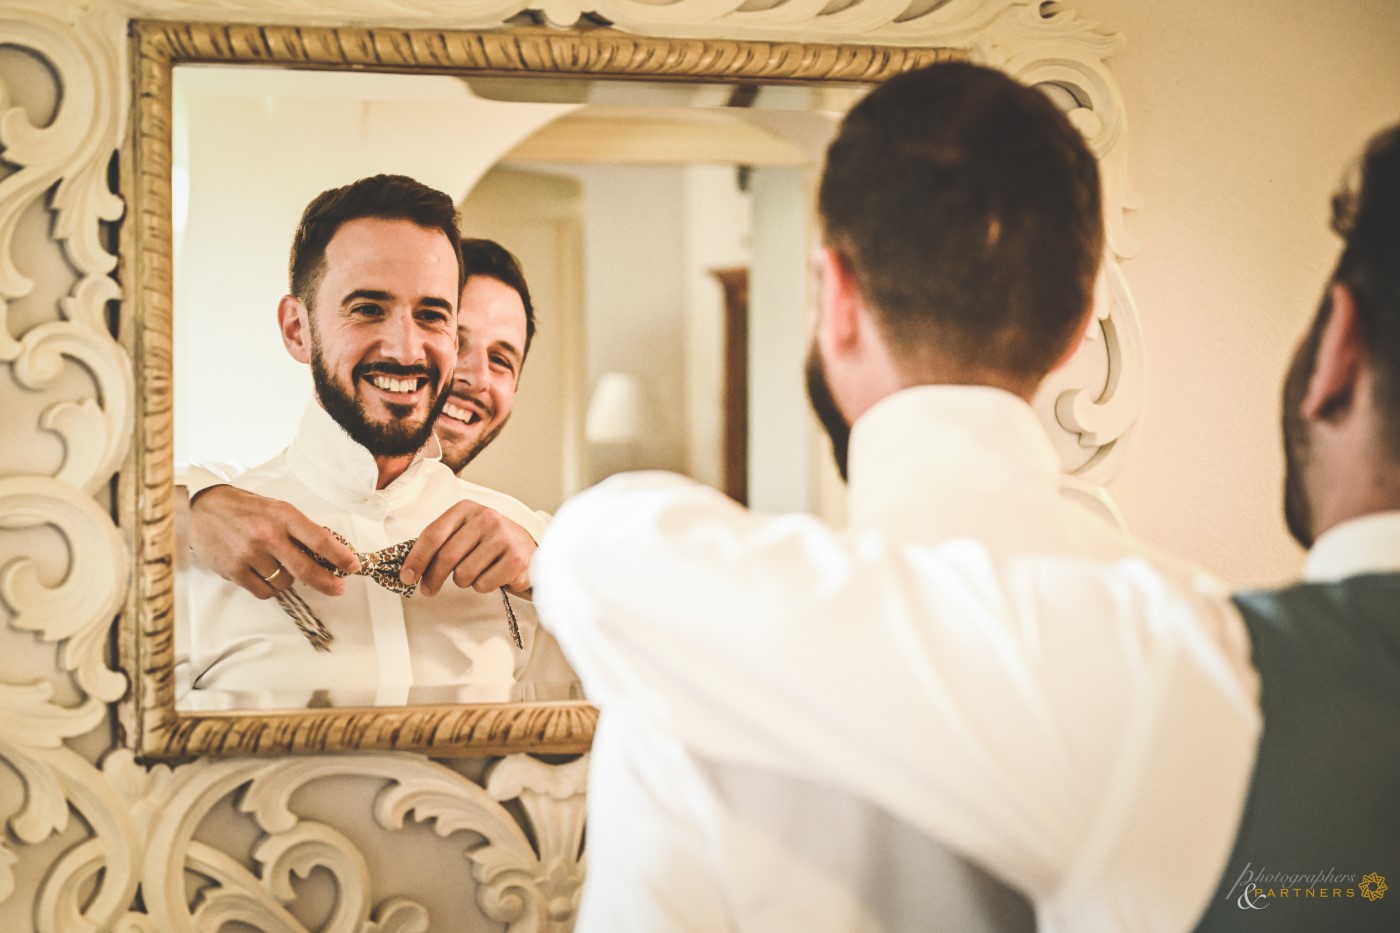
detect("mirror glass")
[170,63,859,711]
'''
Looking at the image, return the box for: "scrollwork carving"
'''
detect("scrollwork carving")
[0,477,130,705]
[135,753,587,931]
[0,6,131,489]
[485,756,589,926]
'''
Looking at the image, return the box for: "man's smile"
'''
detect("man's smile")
[441,395,489,427]
[353,362,437,405]
[364,373,429,396]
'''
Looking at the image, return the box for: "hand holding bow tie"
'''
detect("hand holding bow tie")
[187,484,360,600]
[397,500,538,599]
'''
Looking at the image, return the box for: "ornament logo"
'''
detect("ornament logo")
[1359,872,1388,903]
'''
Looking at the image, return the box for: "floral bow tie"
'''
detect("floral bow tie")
[274,528,522,652]
[315,530,419,597]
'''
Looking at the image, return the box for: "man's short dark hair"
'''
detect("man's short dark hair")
[289,174,464,308]
[459,238,537,360]
[1330,124,1400,457]
[818,61,1104,383]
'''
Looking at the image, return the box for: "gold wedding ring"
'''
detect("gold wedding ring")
[261,566,284,585]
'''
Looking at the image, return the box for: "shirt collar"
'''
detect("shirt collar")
[1303,511,1400,582]
[845,385,1060,529]
[285,398,443,510]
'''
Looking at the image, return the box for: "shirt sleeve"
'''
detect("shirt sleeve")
[532,470,1261,917]
[449,477,550,542]
[176,460,247,500]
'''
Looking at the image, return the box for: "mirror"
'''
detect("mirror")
[170,67,849,713]
[120,21,958,758]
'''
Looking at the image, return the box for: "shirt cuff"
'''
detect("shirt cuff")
[176,461,242,501]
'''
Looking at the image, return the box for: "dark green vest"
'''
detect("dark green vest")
[1193,573,1400,932]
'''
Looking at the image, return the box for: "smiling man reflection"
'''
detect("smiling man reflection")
[433,238,536,473]
[179,175,572,709]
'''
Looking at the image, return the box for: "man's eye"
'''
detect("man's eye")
[417,309,450,324]
[350,304,383,317]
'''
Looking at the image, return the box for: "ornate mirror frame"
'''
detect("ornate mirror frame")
[116,21,966,759]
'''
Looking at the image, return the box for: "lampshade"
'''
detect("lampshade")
[585,372,647,445]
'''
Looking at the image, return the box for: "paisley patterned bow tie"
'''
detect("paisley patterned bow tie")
[274,528,523,653]
[316,530,419,597]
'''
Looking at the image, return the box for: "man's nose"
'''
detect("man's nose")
[378,310,427,363]
[455,344,487,388]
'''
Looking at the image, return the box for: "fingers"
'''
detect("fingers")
[401,504,472,589]
[409,503,535,597]
[257,564,293,591]
[275,506,356,596]
[291,518,360,575]
[231,565,278,600]
[187,484,356,599]
[446,537,507,595]
[459,551,528,595]
[419,526,494,596]
[230,542,347,601]
[275,544,347,597]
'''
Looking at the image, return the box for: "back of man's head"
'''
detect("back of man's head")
[460,238,537,359]
[819,62,1103,387]
[289,174,465,310]
[1331,124,1400,458]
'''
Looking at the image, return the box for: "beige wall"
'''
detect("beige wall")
[1073,0,1400,587]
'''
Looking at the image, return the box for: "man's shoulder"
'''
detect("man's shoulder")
[1233,571,1400,633]
[227,449,295,493]
[437,470,549,538]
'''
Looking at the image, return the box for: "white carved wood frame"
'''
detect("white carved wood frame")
[0,1,1139,929]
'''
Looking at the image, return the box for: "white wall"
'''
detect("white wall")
[548,162,758,490]
[682,164,754,489]
[568,164,692,478]
[747,165,816,513]
[1073,0,1400,587]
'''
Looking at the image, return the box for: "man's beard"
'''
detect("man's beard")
[310,330,448,458]
[1281,296,1330,548]
[805,342,851,482]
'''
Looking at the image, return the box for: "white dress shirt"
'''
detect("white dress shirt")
[177,399,577,709]
[533,386,1263,933]
[1303,510,1400,581]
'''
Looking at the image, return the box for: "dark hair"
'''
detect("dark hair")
[1330,124,1400,456]
[459,238,537,360]
[289,174,464,308]
[818,61,1103,384]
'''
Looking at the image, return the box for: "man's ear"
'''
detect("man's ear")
[1302,281,1364,422]
[816,246,863,355]
[278,295,312,364]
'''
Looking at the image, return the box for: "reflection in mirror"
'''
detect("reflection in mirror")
[171,65,857,711]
